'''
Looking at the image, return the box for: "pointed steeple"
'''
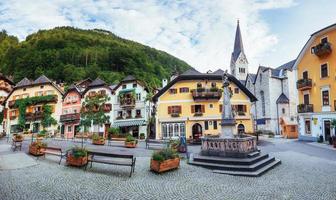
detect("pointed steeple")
[232,20,244,63]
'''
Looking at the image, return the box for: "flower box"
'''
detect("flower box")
[29,145,45,156]
[92,139,105,145]
[125,141,137,148]
[150,158,180,173]
[66,154,88,167]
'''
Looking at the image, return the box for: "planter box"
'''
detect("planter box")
[125,142,137,148]
[13,138,24,142]
[29,145,45,156]
[66,154,88,167]
[150,158,180,173]
[92,140,105,145]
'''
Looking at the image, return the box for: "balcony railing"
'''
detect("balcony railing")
[120,98,136,108]
[8,95,58,108]
[297,78,312,90]
[25,112,43,121]
[60,113,80,122]
[313,42,332,57]
[297,104,313,113]
[191,88,222,101]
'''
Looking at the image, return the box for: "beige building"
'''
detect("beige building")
[4,75,64,135]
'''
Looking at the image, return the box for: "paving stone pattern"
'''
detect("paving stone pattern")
[0,137,336,200]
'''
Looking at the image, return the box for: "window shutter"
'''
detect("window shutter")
[219,104,223,112]
[178,106,182,114]
[168,106,171,114]
[191,105,195,113]
[201,105,205,113]
[243,105,247,112]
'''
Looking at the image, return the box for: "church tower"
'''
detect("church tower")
[230,20,248,81]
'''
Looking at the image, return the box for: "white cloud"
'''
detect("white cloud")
[0,0,297,73]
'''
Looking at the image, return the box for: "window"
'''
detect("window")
[40,85,44,89]
[169,88,177,94]
[136,93,141,101]
[127,110,132,118]
[191,105,204,113]
[179,87,189,93]
[205,121,209,130]
[162,122,185,138]
[234,88,239,94]
[260,74,262,83]
[122,85,126,89]
[305,119,311,134]
[211,82,216,88]
[282,108,285,114]
[235,105,247,115]
[302,71,308,79]
[197,83,202,88]
[23,88,26,91]
[239,68,245,73]
[260,91,265,116]
[322,90,329,106]
[321,37,328,44]
[303,94,309,104]
[136,109,141,116]
[36,91,43,96]
[68,126,72,132]
[133,83,137,88]
[321,64,328,78]
[213,121,217,130]
[168,106,181,114]
[209,104,213,108]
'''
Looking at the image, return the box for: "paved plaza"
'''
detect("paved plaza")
[0,137,336,200]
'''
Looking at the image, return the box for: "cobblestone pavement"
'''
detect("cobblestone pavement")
[0,137,336,200]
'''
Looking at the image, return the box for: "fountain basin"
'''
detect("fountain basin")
[201,135,257,158]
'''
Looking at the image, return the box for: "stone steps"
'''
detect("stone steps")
[192,153,268,166]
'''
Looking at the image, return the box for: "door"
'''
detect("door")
[302,71,308,79]
[192,123,202,141]
[32,123,40,133]
[303,94,309,104]
[132,126,139,138]
[237,124,245,134]
[61,125,64,137]
[324,120,331,142]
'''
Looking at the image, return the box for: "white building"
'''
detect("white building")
[245,60,298,135]
[111,75,150,139]
[0,74,14,133]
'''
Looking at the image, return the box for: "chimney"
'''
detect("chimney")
[162,79,168,88]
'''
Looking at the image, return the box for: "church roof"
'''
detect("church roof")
[231,20,245,63]
[276,93,289,104]
[275,59,296,71]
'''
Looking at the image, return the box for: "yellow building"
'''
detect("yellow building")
[295,23,336,142]
[4,75,64,135]
[153,69,257,141]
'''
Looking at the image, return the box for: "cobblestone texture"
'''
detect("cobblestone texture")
[0,137,336,200]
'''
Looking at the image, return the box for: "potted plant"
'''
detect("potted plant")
[92,134,105,145]
[169,139,180,151]
[150,148,180,173]
[13,134,24,142]
[108,127,120,138]
[125,134,138,148]
[66,147,88,167]
[139,133,145,140]
[29,141,47,156]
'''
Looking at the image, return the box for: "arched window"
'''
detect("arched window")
[260,91,265,116]
[237,124,245,134]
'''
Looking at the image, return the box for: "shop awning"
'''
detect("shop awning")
[118,88,135,95]
[112,120,145,127]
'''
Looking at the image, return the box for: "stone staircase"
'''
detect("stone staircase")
[188,150,281,177]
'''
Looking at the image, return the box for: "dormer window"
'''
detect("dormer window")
[133,83,137,88]
[40,85,44,89]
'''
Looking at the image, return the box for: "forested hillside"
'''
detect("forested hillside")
[0,27,190,88]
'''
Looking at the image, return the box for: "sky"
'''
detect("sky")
[0,0,335,73]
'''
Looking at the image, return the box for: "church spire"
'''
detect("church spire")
[232,20,244,63]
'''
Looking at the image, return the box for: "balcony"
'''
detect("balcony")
[297,104,313,113]
[120,97,136,108]
[312,42,332,57]
[191,88,222,102]
[103,103,112,112]
[8,95,58,108]
[297,78,312,90]
[135,114,143,118]
[25,112,43,121]
[60,113,80,122]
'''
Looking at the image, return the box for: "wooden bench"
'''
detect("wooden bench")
[40,147,66,165]
[145,139,169,149]
[86,150,136,177]
[11,139,22,151]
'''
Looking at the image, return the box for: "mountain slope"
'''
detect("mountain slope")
[0,27,191,88]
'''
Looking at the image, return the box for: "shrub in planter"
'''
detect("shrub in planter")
[37,130,47,140]
[139,133,145,140]
[150,148,180,173]
[29,141,47,156]
[125,134,138,148]
[13,134,24,142]
[66,147,88,167]
[92,134,105,145]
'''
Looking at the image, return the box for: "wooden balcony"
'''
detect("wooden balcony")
[25,112,43,121]
[60,113,80,122]
[8,95,58,108]
[120,98,136,108]
[313,42,332,57]
[191,88,222,102]
[297,104,313,113]
[297,78,312,90]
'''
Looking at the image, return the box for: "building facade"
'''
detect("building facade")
[4,75,64,135]
[153,69,257,141]
[294,23,336,142]
[0,74,14,133]
[245,61,298,137]
[111,75,150,138]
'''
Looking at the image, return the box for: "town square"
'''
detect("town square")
[0,1,336,200]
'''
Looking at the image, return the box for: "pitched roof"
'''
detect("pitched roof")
[33,75,52,84]
[89,78,106,87]
[231,20,245,63]
[0,74,14,85]
[63,85,81,97]
[275,59,296,71]
[181,68,202,75]
[153,69,257,102]
[212,69,224,75]
[247,73,256,82]
[276,93,289,104]
[122,75,136,82]
[109,84,117,90]
[15,78,32,88]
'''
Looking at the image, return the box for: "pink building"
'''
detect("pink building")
[60,85,82,138]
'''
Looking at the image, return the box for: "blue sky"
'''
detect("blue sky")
[0,0,335,73]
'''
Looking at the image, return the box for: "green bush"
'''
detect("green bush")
[152,148,179,162]
[92,134,104,142]
[140,133,145,138]
[125,135,137,143]
[71,147,88,158]
[37,130,47,137]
